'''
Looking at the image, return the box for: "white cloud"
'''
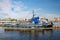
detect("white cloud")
[0,0,11,18]
[0,0,28,18]
[0,0,60,19]
[38,13,60,18]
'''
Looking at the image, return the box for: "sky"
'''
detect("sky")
[0,0,60,19]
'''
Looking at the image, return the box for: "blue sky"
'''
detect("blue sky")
[18,0,60,13]
[0,0,60,19]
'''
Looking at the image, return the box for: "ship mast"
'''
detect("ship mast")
[32,10,35,18]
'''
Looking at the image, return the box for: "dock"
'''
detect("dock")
[4,27,54,31]
[3,24,60,31]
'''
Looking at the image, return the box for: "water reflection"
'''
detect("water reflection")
[0,27,4,33]
[35,29,53,40]
[1,29,60,40]
[18,29,53,40]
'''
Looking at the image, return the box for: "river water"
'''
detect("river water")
[0,21,60,40]
[0,29,60,40]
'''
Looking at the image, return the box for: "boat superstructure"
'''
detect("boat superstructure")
[19,10,53,28]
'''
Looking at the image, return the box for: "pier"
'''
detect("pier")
[4,27,54,31]
[4,25,60,31]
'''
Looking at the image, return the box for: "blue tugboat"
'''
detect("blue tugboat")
[19,10,53,28]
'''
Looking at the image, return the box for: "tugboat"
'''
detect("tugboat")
[19,10,53,28]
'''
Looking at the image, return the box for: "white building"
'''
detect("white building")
[0,21,17,25]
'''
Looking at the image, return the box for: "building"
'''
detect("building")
[0,18,17,25]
